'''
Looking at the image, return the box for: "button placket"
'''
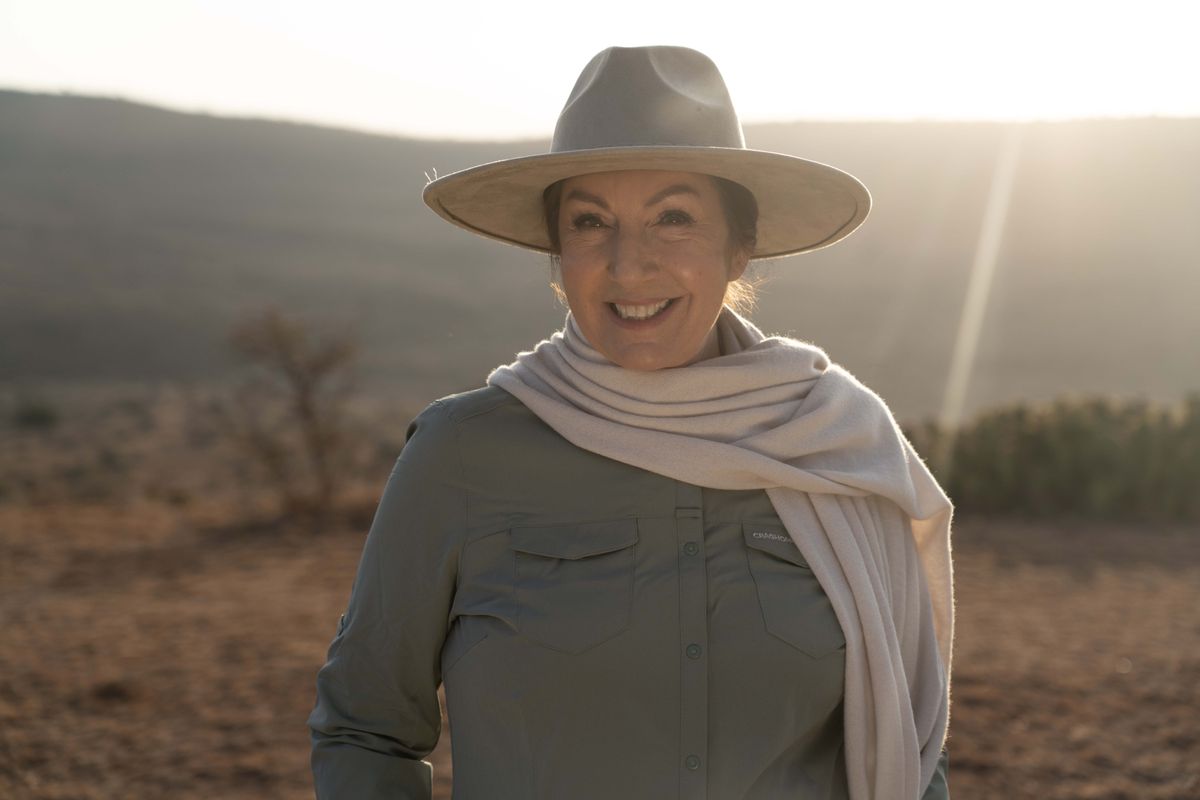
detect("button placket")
[675,481,708,797]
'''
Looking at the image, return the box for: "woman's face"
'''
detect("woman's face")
[556,169,749,371]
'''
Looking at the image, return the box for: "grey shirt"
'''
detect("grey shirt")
[308,386,950,799]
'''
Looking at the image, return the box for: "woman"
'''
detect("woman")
[308,45,954,800]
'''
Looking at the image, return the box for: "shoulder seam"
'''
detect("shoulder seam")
[440,387,522,424]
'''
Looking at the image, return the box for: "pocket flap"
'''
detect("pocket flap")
[510,518,639,560]
[742,523,809,569]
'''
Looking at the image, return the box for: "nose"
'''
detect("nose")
[608,226,656,286]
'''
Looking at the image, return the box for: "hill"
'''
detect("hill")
[2,89,1197,420]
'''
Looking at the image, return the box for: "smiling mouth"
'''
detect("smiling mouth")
[610,298,676,320]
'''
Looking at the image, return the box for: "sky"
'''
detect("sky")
[2,0,1196,141]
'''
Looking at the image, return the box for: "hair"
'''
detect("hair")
[542,174,764,315]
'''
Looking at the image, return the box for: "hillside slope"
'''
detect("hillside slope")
[2,90,1197,419]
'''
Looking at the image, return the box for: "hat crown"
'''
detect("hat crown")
[551,46,747,152]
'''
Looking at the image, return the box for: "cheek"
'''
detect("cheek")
[558,258,599,312]
[677,257,734,302]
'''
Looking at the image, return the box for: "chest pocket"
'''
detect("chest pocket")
[509,518,639,655]
[743,523,846,659]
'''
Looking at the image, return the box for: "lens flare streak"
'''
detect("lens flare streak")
[937,125,1025,472]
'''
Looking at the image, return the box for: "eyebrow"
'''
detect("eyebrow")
[644,184,701,207]
[562,189,610,209]
[562,183,702,210]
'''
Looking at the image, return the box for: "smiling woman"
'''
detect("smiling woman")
[544,170,761,326]
[309,45,955,800]
[551,170,750,371]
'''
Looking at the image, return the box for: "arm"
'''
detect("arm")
[307,400,465,799]
[920,749,950,800]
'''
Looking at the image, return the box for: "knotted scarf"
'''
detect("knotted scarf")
[486,305,953,800]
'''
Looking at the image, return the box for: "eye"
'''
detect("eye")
[570,212,606,230]
[657,209,694,226]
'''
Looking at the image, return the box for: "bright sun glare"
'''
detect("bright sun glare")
[0,0,1196,140]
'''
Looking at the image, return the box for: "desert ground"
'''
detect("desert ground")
[1,388,1197,799]
[3,505,1197,799]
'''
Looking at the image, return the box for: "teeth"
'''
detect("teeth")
[613,299,671,320]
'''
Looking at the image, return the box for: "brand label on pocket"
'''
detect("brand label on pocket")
[751,531,791,543]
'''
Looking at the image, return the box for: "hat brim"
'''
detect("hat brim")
[422,146,871,261]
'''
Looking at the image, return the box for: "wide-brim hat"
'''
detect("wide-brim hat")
[422,46,871,260]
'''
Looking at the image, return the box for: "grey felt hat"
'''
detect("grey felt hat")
[422,45,871,260]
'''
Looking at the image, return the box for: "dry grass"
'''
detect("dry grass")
[3,504,1196,799]
[1,386,1196,798]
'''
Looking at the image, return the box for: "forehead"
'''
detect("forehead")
[559,169,720,202]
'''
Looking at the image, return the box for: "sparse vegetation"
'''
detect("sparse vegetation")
[905,393,1200,522]
[3,377,1198,526]
[1,381,1197,798]
[213,306,362,524]
[11,396,59,431]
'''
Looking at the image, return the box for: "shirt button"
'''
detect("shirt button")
[686,643,702,659]
[684,754,701,770]
[683,541,699,556]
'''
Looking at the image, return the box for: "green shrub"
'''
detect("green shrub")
[904,392,1200,522]
[12,397,59,431]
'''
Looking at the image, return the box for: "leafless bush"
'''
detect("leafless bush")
[213,306,361,524]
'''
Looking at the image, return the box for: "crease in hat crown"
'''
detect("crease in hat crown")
[421,44,872,260]
[552,46,746,151]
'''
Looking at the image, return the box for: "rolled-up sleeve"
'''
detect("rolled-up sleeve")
[307,400,465,799]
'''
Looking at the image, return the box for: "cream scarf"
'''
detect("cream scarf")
[486,306,953,800]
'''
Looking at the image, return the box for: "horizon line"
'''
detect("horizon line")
[3,83,1198,145]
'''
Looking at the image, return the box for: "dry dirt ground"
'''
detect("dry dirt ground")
[1,501,1197,799]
